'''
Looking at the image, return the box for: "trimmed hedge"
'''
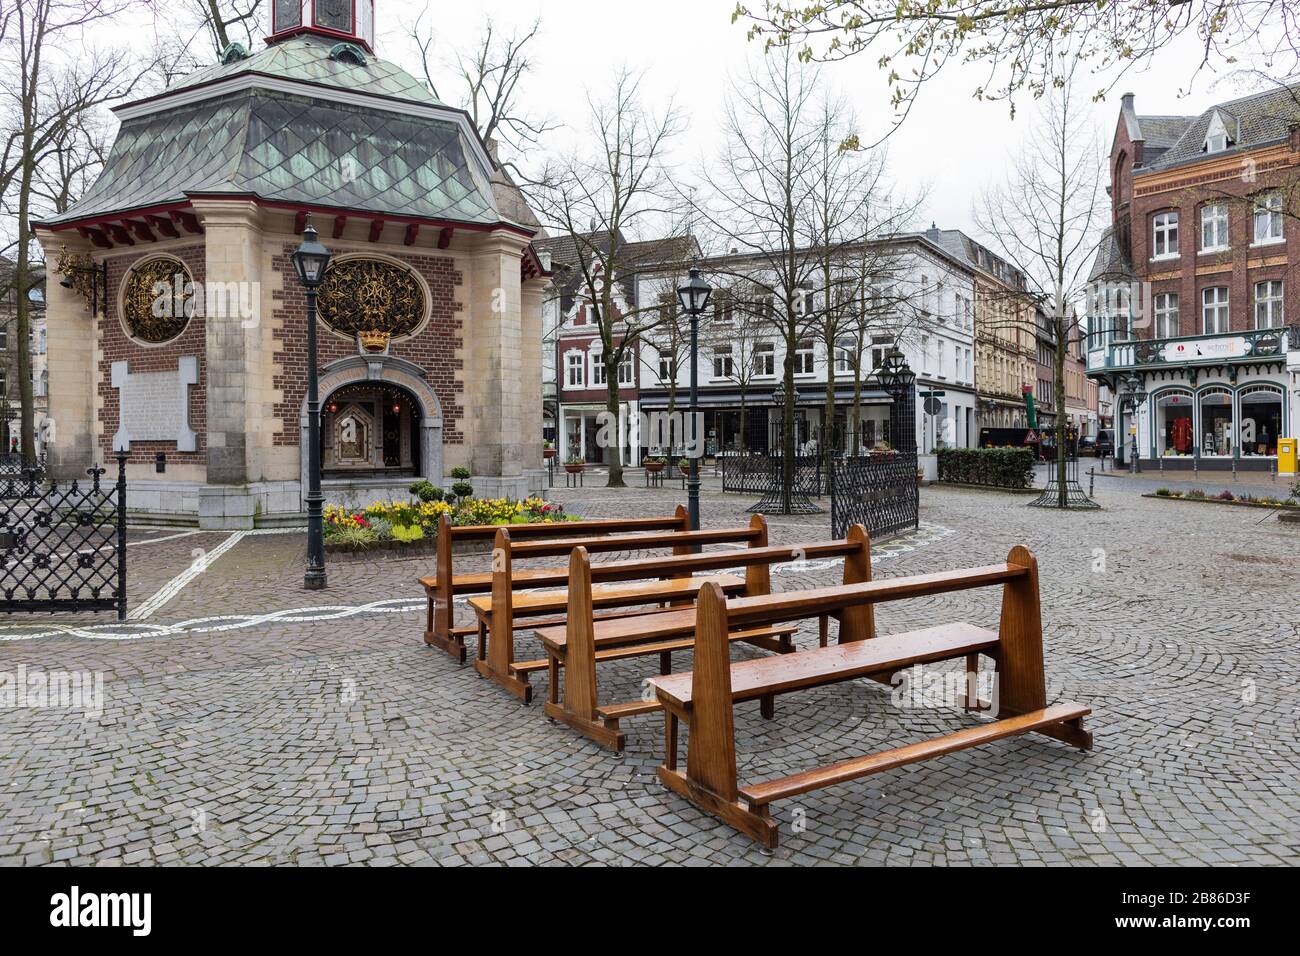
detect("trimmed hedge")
[937,447,1035,489]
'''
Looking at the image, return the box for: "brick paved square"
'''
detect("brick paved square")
[1,481,1296,865]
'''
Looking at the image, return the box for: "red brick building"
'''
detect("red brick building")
[1087,86,1300,470]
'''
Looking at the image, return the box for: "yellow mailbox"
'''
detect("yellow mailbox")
[1280,438,1298,477]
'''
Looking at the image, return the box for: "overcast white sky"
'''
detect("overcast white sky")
[83,0,1292,248]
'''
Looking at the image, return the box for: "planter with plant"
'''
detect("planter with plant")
[564,456,585,474]
[543,440,556,460]
[643,456,665,473]
[1144,487,1300,510]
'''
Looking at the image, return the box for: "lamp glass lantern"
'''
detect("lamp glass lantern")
[676,268,712,316]
[292,222,333,287]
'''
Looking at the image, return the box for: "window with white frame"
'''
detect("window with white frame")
[565,351,584,388]
[834,336,854,374]
[712,345,734,378]
[618,351,634,386]
[0,327,6,350]
[794,339,815,375]
[1200,204,1229,251]
[0,369,6,398]
[1254,280,1284,329]
[936,339,946,377]
[1154,293,1179,338]
[590,350,606,386]
[1152,211,1179,259]
[712,291,733,323]
[1253,192,1283,244]
[753,341,775,376]
[1201,287,1229,334]
[870,336,894,370]
[659,353,673,382]
[920,335,931,373]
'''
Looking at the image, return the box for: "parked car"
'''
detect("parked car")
[1081,430,1114,457]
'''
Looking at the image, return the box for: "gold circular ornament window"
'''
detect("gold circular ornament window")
[121,256,196,344]
[316,258,427,341]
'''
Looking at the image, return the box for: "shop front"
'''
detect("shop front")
[1139,373,1288,469]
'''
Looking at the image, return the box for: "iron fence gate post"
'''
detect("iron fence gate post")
[116,452,128,621]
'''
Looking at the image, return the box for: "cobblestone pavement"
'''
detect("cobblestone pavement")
[0,480,1296,866]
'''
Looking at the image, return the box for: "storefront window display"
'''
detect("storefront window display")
[1154,389,1194,456]
[1239,386,1283,456]
[1199,388,1234,456]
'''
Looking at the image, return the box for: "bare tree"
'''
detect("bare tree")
[405,9,558,180]
[692,48,884,510]
[978,73,1105,506]
[703,279,771,453]
[804,94,923,475]
[736,1,1300,143]
[0,0,156,462]
[533,69,685,487]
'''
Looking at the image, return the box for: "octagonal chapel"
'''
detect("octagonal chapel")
[34,0,549,528]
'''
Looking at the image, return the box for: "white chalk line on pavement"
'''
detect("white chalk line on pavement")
[0,523,955,642]
[127,531,249,621]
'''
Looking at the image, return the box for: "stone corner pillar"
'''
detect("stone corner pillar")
[191,199,263,529]
[34,229,96,478]
[465,230,530,479]
[520,274,550,471]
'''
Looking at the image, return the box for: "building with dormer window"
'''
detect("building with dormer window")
[1087,86,1300,470]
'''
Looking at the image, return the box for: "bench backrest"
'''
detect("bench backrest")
[487,515,771,651]
[684,543,1046,801]
[556,522,874,705]
[430,506,692,641]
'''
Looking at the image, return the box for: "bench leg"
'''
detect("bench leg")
[543,700,626,751]
[658,767,779,850]
[659,651,672,676]
[818,614,828,648]
[423,598,468,663]
[1032,714,1093,751]
[547,654,561,707]
[964,652,982,712]
[760,694,775,720]
[664,711,678,771]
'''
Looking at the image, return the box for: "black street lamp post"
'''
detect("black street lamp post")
[291,218,333,590]
[676,268,712,531]
[1125,374,1146,476]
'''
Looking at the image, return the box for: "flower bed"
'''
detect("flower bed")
[1146,487,1300,510]
[325,496,575,552]
[936,447,1035,490]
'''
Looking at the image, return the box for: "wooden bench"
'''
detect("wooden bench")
[646,544,1093,849]
[419,508,692,662]
[469,519,772,700]
[533,524,874,751]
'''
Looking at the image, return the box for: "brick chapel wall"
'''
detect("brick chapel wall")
[268,241,466,454]
[96,243,207,468]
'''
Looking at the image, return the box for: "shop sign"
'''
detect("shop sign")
[1161,336,1249,362]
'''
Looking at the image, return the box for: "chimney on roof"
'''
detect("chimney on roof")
[1121,93,1135,112]
[925,221,940,241]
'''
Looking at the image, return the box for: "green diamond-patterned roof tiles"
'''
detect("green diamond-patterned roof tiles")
[167,34,442,106]
[44,35,510,228]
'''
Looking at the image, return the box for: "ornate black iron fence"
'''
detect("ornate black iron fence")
[0,453,46,485]
[1,453,128,619]
[830,452,920,540]
[719,453,824,497]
